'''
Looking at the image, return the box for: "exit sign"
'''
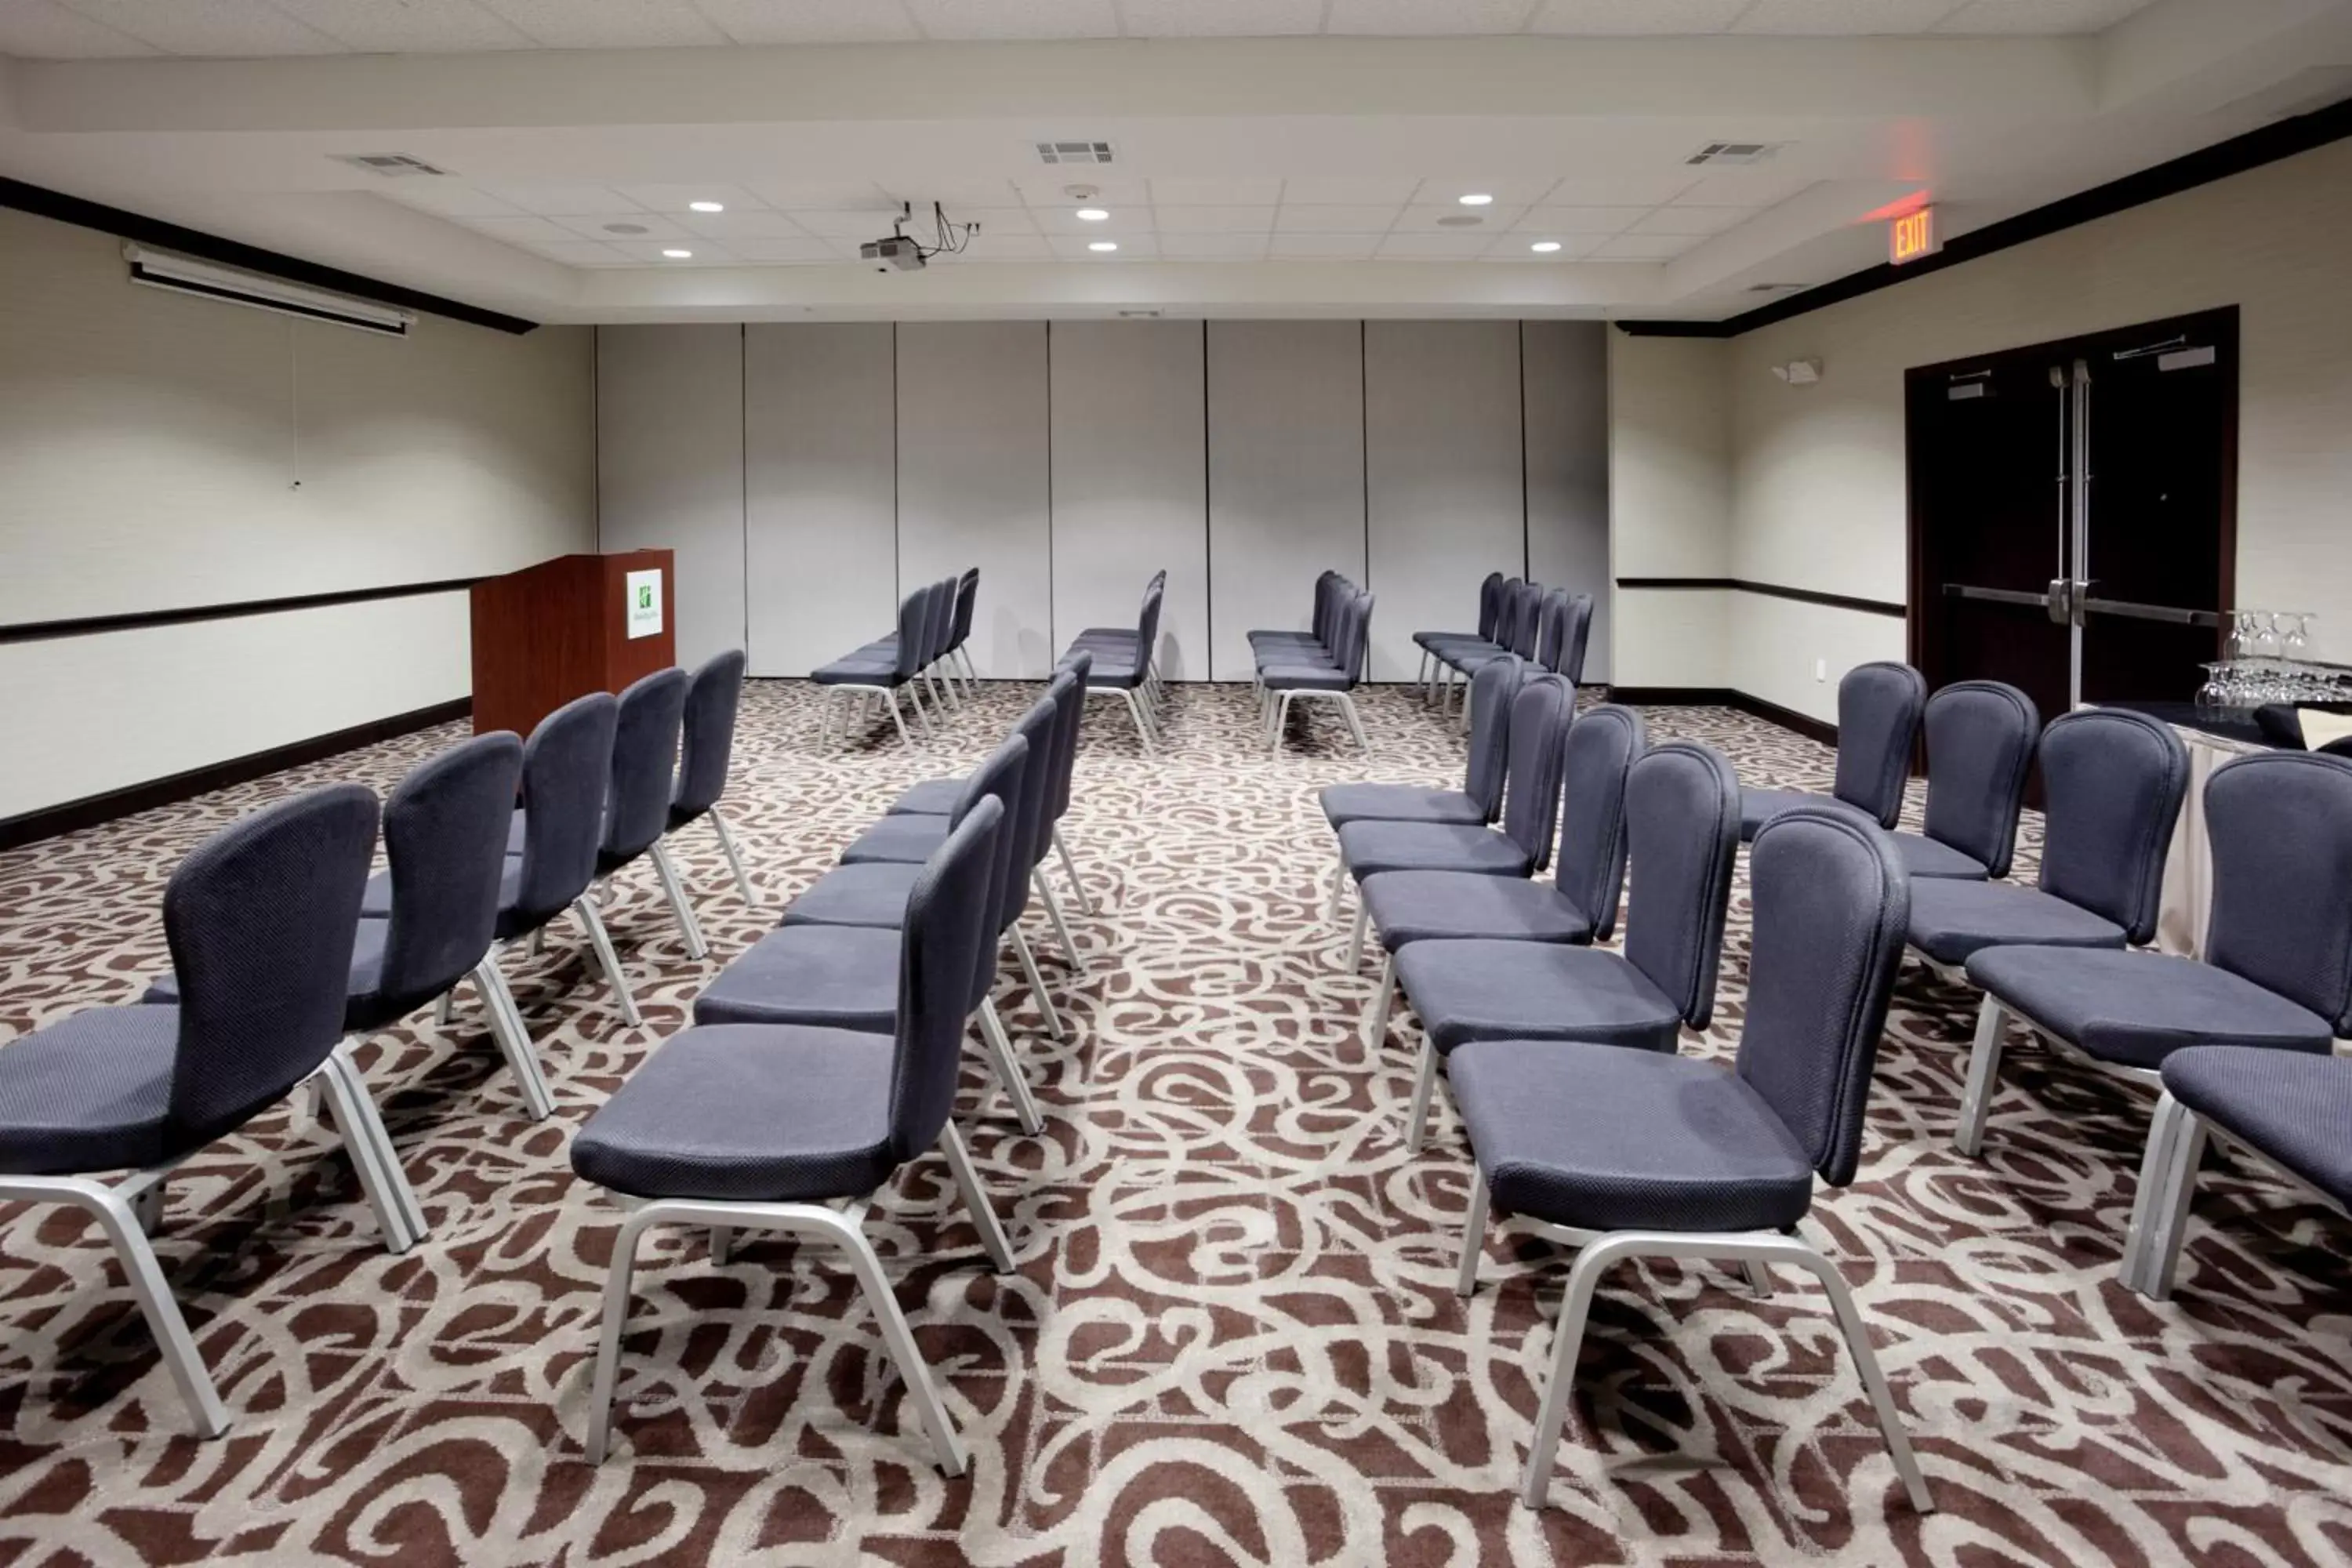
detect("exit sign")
[1889,205,1939,264]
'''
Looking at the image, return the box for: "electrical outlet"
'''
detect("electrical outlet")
[1813,658,1827,682]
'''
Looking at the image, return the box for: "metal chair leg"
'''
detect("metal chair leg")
[314,1046,424,1254]
[1455,1171,1490,1298]
[976,1000,1046,1135]
[1791,1243,1936,1515]
[2132,1093,2209,1301]
[939,1122,1015,1274]
[1404,1037,1440,1152]
[1051,825,1095,916]
[1954,996,2007,1156]
[1345,901,1370,974]
[1123,690,1158,755]
[1338,694,1370,753]
[1365,954,1398,1051]
[1033,870,1081,967]
[710,808,760,908]
[434,989,456,1027]
[1008,927,1066,1041]
[884,689,916,749]
[648,841,710,961]
[574,895,643,1029]
[474,955,556,1120]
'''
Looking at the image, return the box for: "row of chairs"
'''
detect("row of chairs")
[0,652,759,1436]
[1251,570,1375,753]
[1412,572,1594,726]
[570,654,1099,1471]
[1065,570,1169,753]
[812,569,980,750]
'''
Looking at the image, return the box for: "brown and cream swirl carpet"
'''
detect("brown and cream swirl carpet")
[2,681,2350,1566]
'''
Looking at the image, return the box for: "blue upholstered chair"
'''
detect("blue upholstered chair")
[665,648,759,911]
[1960,748,2351,1162]
[1261,589,1375,754]
[1448,804,1933,1519]
[1248,570,1343,665]
[1556,593,1593,685]
[1414,571,1506,699]
[1319,654,1524,833]
[1740,661,1927,840]
[593,666,702,963]
[1072,571,1167,715]
[1391,740,1740,1152]
[1442,579,1544,733]
[1078,581,1166,753]
[0,786,390,1437]
[1904,707,2187,977]
[943,568,981,688]
[815,584,934,750]
[572,797,1013,1472]
[1359,705,1643,1051]
[1886,681,2039,880]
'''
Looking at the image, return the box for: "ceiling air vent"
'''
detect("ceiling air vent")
[1685,142,1781,167]
[1035,140,1116,165]
[1744,281,1801,292]
[332,153,449,178]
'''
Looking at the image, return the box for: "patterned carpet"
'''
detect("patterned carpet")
[2,681,2350,1567]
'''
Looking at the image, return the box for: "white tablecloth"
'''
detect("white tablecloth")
[2153,720,2268,959]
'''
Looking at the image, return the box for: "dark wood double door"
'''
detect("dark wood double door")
[1907,307,2236,727]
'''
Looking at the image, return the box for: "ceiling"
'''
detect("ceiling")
[2,0,2349,325]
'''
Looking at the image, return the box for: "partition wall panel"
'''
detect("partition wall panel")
[595,325,746,670]
[1047,321,1210,681]
[1363,321,1526,682]
[1523,321,1613,682]
[743,323,898,677]
[895,322,1053,678]
[1205,321,1367,682]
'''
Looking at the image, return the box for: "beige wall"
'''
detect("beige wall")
[0,207,595,820]
[1606,332,1730,689]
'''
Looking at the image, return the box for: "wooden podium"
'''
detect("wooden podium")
[470,550,677,738]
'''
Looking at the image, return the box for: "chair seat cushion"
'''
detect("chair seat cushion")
[887,777,966,816]
[811,655,902,686]
[1247,630,1326,648]
[1888,830,1990,881]
[1967,946,2336,1069]
[2162,1046,2352,1208]
[1740,786,1835,840]
[1337,822,1533,883]
[691,925,902,1031]
[1319,783,1486,830]
[1450,1040,1815,1233]
[1395,941,1682,1054]
[837,815,952,866]
[1414,631,1489,655]
[780,862,923,931]
[1085,661,1147,691]
[1261,665,1354,692]
[571,1024,895,1203]
[1907,878,2126,967]
[1361,872,1593,951]
[1440,645,1515,673]
[1073,628,1140,647]
[0,1006,182,1175]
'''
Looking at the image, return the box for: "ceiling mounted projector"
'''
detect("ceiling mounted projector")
[862,202,978,274]
[861,234,926,271]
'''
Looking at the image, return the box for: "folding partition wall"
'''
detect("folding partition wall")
[597,318,1609,681]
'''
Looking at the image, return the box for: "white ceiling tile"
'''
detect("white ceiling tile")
[935,205,1040,235]
[379,181,527,219]
[1157,233,1271,259]
[1149,177,1284,205]
[746,180,892,208]
[1269,233,1383,259]
[1375,231,1499,257]
[1390,202,1526,232]
[1510,204,1649,233]
[1034,205,1156,234]
[1276,203,1403,232]
[1527,0,1747,33]
[904,0,1119,39]
[1628,205,1748,235]
[677,209,812,238]
[1407,178,1555,206]
[1934,0,2152,34]
[477,180,646,216]
[956,232,1055,260]
[1277,176,1421,205]
[60,0,343,55]
[882,180,1025,207]
[266,0,531,52]
[1051,233,1156,258]
[1152,205,1276,234]
[1115,0,1323,35]
[1591,232,1698,258]
[1013,173,1152,206]
[552,212,697,241]
[0,0,160,58]
[1324,0,1541,34]
[691,0,921,43]
[784,207,912,237]
[1539,173,1701,205]
[1731,0,1963,34]
[724,235,844,262]
[1486,233,1608,259]
[612,182,768,214]
[1671,170,1815,206]
[458,214,592,245]
[476,0,731,48]
[534,239,637,266]
[608,238,737,262]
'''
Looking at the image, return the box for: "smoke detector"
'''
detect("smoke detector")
[331,152,449,177]
[1685,141,1784,167]
[1036,140,1116,165]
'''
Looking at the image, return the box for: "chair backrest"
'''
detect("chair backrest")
[1499,673,1575,868]
[998,689,1064,934]
[1136,585,1165,669]
[949,568,979,650]
[1552,704,1645,942]
[892,586,931,679]
[2204,751,2352,1034]
[1621,740,1741,1029]
[1338,590,1374,686]
[1737,804,1911,1189]
[1559,593,1593,685]
[1474,571,1507,641]
[2036,707,2188,942]
[671,648,748,821]
[1490,578,1526,652]
[376,733,524,1009]
[514,691,619,922]
[1830,661,1928,827]
[1311,572,1345,648]
[1461,653,1525,819]
[889,795,1007,1161]
[924,576,955,667]
[956,735,1028,1012]
[1508,581,1544,659]
[164,784,379,1145]
[602,667,690,864]
[1049,650,1092,820]
[1919,680,2038,879]
[1533,590,1568,673]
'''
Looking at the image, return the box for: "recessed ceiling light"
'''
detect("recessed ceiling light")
[688,201,724,213]
[1088,241,1119,252]
[662,249,693,259]
[1530,241,1563,253]
[1458,192,1494,206]
[1076,208,1110,222]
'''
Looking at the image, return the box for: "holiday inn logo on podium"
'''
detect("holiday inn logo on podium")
[625,568,664,640]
